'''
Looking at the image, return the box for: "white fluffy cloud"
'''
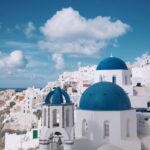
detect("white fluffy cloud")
[52,53,65,70]
[24,22,36,38]
[39,7,130,57]
[0,50,28,72]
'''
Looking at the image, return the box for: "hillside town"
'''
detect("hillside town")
[1,55,150,150]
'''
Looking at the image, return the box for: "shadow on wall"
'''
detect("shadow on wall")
[71,138,94,150]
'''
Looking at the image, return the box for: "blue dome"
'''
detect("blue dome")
[79,82,131,111]
[45,87,71,105]
[97,57,128,70]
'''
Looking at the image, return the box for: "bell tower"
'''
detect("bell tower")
[39,87,74,150]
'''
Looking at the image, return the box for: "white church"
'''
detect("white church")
[39,56,150,150]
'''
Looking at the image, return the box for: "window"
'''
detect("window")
[136,83,142,87]
[104,121,110,138]
[147,102,150,107]
[82,119,88,136]
[44,108,46,126]
[99,75,103,82]
[66,108,70,127]
[112,76,116,84]
[48,107,50,128]
[126,119,130,137]
[125,76,128,85]
[100,75,105,82]
[53,109,60,127]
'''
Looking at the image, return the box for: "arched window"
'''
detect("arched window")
[104,121,110,138]
[112,76,116,84]
[48,107,50,128]
[125,76,128,85]
[66,108,70,127]
[44,108,46,126]
[82,119,88,136]
[147,102,150,107]
[126,119,130,137]
[53,109,60,127]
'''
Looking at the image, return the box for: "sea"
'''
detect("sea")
[0,88,27,92]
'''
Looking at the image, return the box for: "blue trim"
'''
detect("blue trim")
[45,91,54,104]
[136,108,150,113]
[61,89,71,104]
[44,87,71,105]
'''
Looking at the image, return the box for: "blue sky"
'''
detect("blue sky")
[0,0,150,88]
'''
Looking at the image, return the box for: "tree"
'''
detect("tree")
[34,109,42,120]
[9,101,16,108]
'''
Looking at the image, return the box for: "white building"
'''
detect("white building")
[4,87,44,131]
[38,55,150,150]
[94,56,133,96]
[5,125,40,150]
[132,66,150,87]
[75,82,141,150]
[39,87,75,150]
[18,87,43,130]
[57,56,150,109]
[131,53,150,86]
[93,56,150,109]
[39,82,150,150]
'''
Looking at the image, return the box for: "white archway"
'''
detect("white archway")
[43,128,70,141]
